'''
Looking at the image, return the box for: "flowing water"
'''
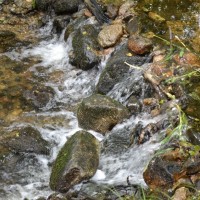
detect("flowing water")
[0,21,162,200]
[1,0,200,199]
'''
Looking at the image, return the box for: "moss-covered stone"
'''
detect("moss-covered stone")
[50,130,99,192]
[77,94,129,134]
[69,24,101,70]
[0,126,49,155]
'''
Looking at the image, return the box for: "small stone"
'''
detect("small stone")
[148,12,165,23]
[172,187,189,200]
[98,24,123,48]
[128,35,152,55]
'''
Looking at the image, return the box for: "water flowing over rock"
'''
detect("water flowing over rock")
[50,130,99,193]
[69,24,101,70]
[0,126,49,155]
[77,94,129,134]
[96,43,149,94]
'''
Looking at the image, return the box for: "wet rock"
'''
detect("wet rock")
[70,24,101,70]
[130,123,158,145]
[0,30,17,53]
[64,16,86,41]
[128,35,152,55]
[96,43,149,94]
[23,85,55,110]
[125,16,141,35]
[50,130,99,192]
[35,0,51,11]
[53,0,82,14]
[172,187,189,200]
[126,96,141,114]
[47,193,67,200]
[77,94,129,134]
[98,24,123,48]
[143,157,175,190]
[0,126,49,155]
[84,0,111,24]
[186,126,200,145]
[52,16,71,34]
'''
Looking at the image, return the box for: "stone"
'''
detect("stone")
[98,24,123,48]
[143,157,175,190]
[128,35,152,55]
[23,85,55,110]
[35,0,51,11]
[53,0,82,14]
[52,16,71,34]
[172,187,189,200]
[77,94,129,134]
[0,126,49,155]
[50,130,99,192]
[96,43,149,94]
[69,24,101,70]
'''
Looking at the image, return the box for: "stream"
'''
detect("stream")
[0,0,200,199]
[0,19,161,200]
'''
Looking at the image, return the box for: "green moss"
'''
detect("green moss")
[50,130,99,191]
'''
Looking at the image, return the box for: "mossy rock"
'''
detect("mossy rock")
[0,126,49,155]
[77,94,129,134]
[35,0,51,11]
[50,130,99,192]
[96,43,149,94]
[69,24,101,70]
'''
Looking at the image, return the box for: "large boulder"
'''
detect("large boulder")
[50,130,99,192]
[96,44,149,94]
[69,24,101,70]
[0,126,49,155]
[77,94,129,134]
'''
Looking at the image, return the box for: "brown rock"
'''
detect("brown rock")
[128,35,152,54]
[172,187,189,200]
[173,52,200,67]
[98,24,123,48]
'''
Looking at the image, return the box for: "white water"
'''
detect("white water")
[1,23,161,200]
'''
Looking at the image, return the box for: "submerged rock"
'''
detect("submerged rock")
[23,85,55,110]
[77,94,129,134]
[69,24,101,70]
[0,126,49,155]
[50,130,99,192]
[0,30,17,53]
